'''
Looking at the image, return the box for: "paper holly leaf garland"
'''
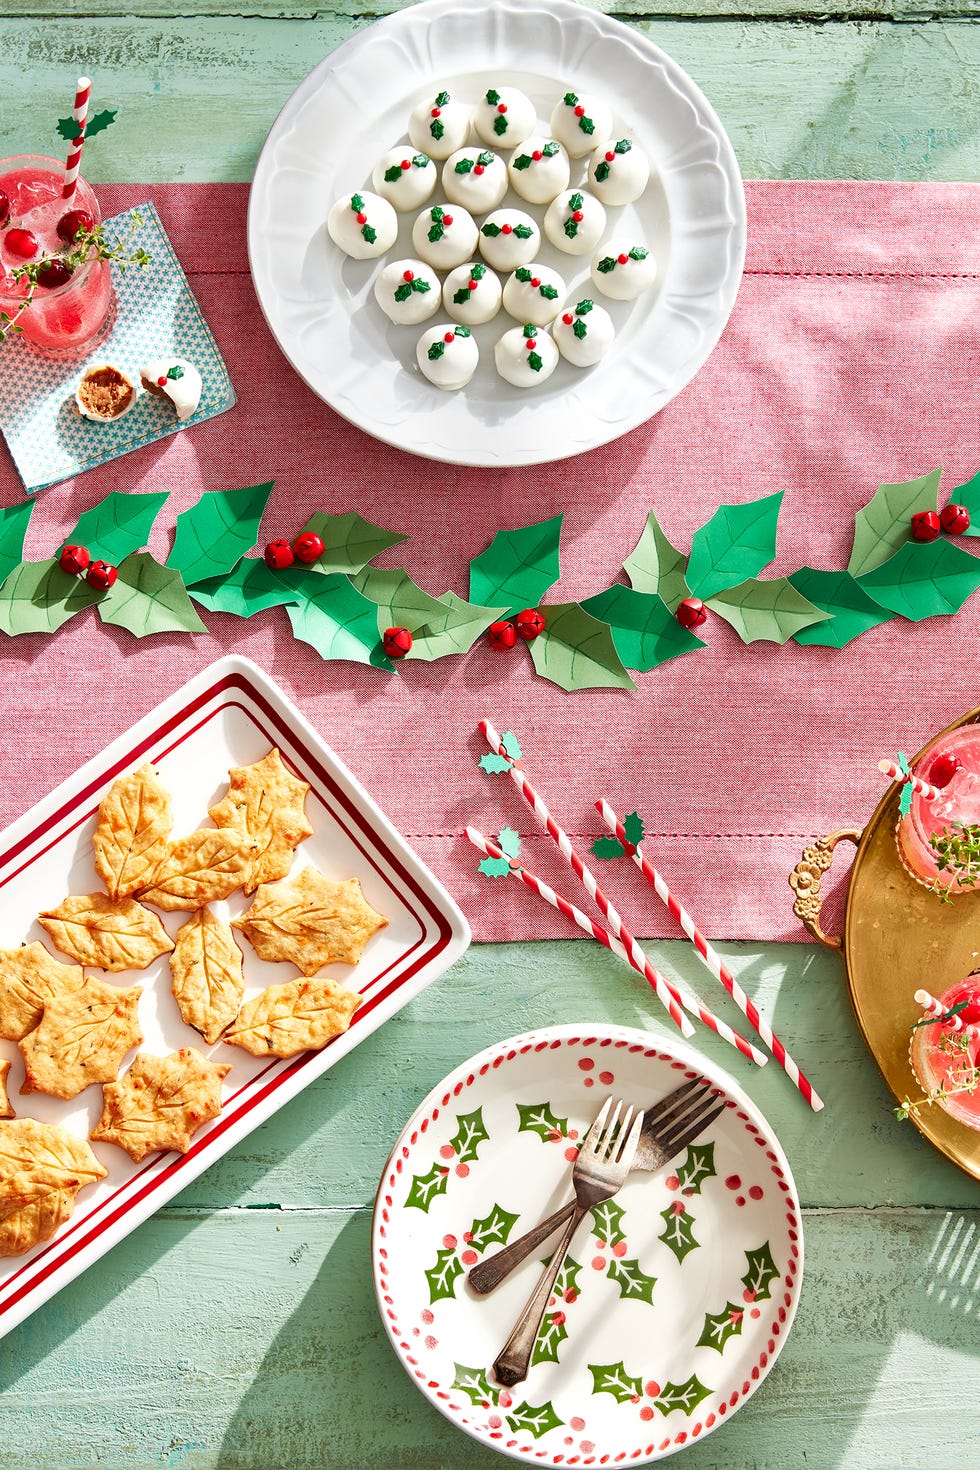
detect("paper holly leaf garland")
[406,591,509,661]
[187,557,303,618]
[622,508,691,612]
[951,466,980,536]
[295,511,409,575]
[96,553,208,637]
[706,578,829,644]
[580,585,705,670]
[0,500,33,585]
[685,492,784,601]
[529,603,636,692]
[68,489,169,565]
[847,468,942,578]
[857,537,980,621]
[0,559,101,636]
[285,572,395,670]
[468,514,563,615]
[168,481,275,584]
[787,567,894,648]
[352,565,453,635]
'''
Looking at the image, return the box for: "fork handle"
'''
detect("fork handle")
[492,1203,586,1388]
[468,1199,576,1294]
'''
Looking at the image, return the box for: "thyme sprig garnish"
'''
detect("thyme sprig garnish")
[896,1021,980,1119]
[927,820,980,903]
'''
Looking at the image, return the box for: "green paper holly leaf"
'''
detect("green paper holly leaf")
[469,1203,520,1253]
[622,509,691,612]
[623,812,645,845]
[654,1376,712,1417]
[0,559,100,636]
[950,467,980,535]
[501,730,521,759]
[96,553,207,637]
[169,481,275,585]
[591,836,626,860]
[591,1197,626,1248]
[405,1162,449,1212]
[676,1140,716,1193]
[898,779,914,817]
[478,753,512,775]
[659,1203,700,1262]
[351,565,451,636]
[478,856,513,878]
[505,1401,563,1440]
[706,578,829,644]
[847,469,942,578]
[581,585,705,670]
[697,1302,745,1353]
[685,492,784,600]
[296,511,408,576]
[285,572,395,670]
[452,1364,498,1408]
[56,108,117,141]
[787,566,894,647]
[406,590,509,661]
[450,1108,490,1164]
[468,515,563,615]
[0,500,34,585]
[497,826,521,859]
[897,751,911,778]
[856,537,980,620]
[516,1102,568,1140]
[606,1255,657,1304]
[742,1240,780,1300]
[425,1246,464,1303]
[529,603,636,692]
[589,1362,643,1403]
[188,557,301,618]
[69,489,169,565]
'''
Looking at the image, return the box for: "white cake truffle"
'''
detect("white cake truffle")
[478,209,541,271]
[372,148,437,211]
[502,264,567,327]
[442,147,508,212]
[494,324,559,387]
[417,323,478,390]
[140,359,202,421]
[473,86,537,148]
[327,190,398,260]
[442,261,503,326]
[549,90,613,158]
[411,204,479,270]
[590,241,657,300]
[588,137,651,206]
[543,188,607,256]
[553,298,615,367]
[409,89,471,160]
[374,258,441,325]
[507,136,570,205]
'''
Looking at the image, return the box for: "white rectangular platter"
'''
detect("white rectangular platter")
[0,654,469,1339]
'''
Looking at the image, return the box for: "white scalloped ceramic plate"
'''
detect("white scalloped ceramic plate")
[373,1025,802,1464]
[248,0,745,467]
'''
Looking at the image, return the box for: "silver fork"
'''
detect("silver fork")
[471,1081,725,1295]
[492,1097,643,1388]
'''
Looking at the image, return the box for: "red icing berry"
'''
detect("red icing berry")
[532,150,543,161]
[56,208,94,244]
[157,376,168,387]
[383,626,413,658]
[928,752,962,788]
[264,539,295,570]
[940,502,971,535]
[355,212,367,225]
[488,620,517,650]
[572,210,584,222]
[400,158,411,170]
[36,258,73,289]
[292,531,325,564]
[676,596,708,629]
[514,608,546,640]
[525,338,536,350]
[605,150,616,162]
[474,164,485,176]
[574,105,585,117]
[562,313,574,324]
[431,107,441,118]
[402,270,414,283]
[5,227,38,259]
[444,331,454,343]
[443,214,454,226]
[530,277,541,288]
[911,510,941,542]
[0,190,8,227]
[501,223,513,235]
[467,278,478,291]
[617,252,629,264]
[497,103,507,114]
[86,560,117,591]
[59,544,90,576]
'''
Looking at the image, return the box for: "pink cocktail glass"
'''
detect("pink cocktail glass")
[0,155,113,356]
[896,725,980,893]
[910,975,980,1129]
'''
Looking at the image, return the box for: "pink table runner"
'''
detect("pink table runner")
[3,180,980,944]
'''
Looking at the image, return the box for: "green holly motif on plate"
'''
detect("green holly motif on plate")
[532,1307,568,1366]
[742,1240,780,1301]
[590,1196,626,1248]
[506,1400,564,1439]
[468,1202,520,1253]
[696,1301,745,1352]
[676,1140,716,1194]
[449,1107,490,1164]
[658,1202,699,1263]
[653,1375,712,1416]
[425,1246,464,1303]
[588,1361,644,1403]
[452,1364,499,1408]
[405,1161,449,1213]
[516,1100,568,1140]
[606,1255,657,1304]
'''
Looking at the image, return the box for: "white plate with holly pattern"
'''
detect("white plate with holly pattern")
[373,1023,802,1464]
[248,0,745,467]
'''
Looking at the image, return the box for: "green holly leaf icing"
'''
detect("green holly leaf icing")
[405,1162,449,1212]
[384,165,401,182]
[0,559,99,636]
[628,246,647,260]
[515,267,532,283]
[539,284,559,300]
[676,1140,716,1193]
[0,500,33,585]
[350,193,364,212]
[481,222,501,237]
[468,514,562,615]
[530,603,637,692]
[595,160,611,182]
[469,1202,520,1253]
[486,88,500,104]
[788,566,894,647]
[563,217,579,239]
[697,1302,745,1352]
[506,1401,563,1440]
[514,223,534,239]
[361,224,377,245]
[543,140,560,156]
[285,572,395,671]
[188,557,301,618]
[479,752,512,775]
[425,1247,464,1303]
[454,324,471,338]
[450,1107,489,1163]
[434,90,450,107]
[590,835,626,860]
[706,577,829,644]
[572,318,588,339]
[742,1240,781,1301]
[455,157,475,174]
[513,152,532,171]
[412,153,429,168]
[497,825,521,859]
[493,115,509,137]
[659,1202,700,1263]
[564,91,578,105]
[606,1255,657,1304]
[452,1364,498,1408]
[623,812,645,845]
[393,281,413,302]
[407,590,508,661]
[528,351,543,373]
[581,585,704,670]
[430,118,445,140]
[589,1362,643,1403]
[951,466,980,535]
[857,537,980,621]
[685,491,783,600]
[597,256,616,273]
[847,469,942,578]
[296,511,407,576]
[169,481,274,585]
[69,489,169,566]
[532,1310,568,1366]
[654,1376,712,1416]
[622,508,691,612]
[96,553,207,638]
[591,1197,626,1247]
[165,364,184,381]
[569,192,584,211]
[516,1101,568,1140]
[479,856,513,878]
[453,285,472,303]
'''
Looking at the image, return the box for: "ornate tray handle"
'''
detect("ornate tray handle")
[789,829,862,950]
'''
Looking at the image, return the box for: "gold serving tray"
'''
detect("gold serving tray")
[790,707,980,1182]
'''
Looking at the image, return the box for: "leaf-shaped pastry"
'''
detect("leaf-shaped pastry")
[232,867,388,975]
[223,976,361,1057]
[39,894,174,971]
[138,829,255,911]
[0,941,86,1038]
[0,1119,107,1256]
[93,763,173,900]
[208,748,313,893]
[91,1048,230,1161]
[19,976,143,1100]
[170,908,245,1044]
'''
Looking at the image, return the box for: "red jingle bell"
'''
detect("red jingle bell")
[514,608,545,641]
[676,597,707,630]
[383,626,413,659]
[59,543,90,576]
[940,503,971,536]
[910,510,941,542]
[264,539,295,570]
[292,531,325,564]
[488,620,517,650]
[86,560,117,591]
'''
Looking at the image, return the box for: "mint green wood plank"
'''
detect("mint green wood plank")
[0,1207,973,1469]
[5,0,978,19]
[3,19,980,184]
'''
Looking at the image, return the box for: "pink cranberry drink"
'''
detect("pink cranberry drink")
[896,725,980,894]
[0,155,112,355]
[910,975,980,1129]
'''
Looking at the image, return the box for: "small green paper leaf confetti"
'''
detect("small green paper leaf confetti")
[169,481,274,585]
[0,559,100,636]
[580,585,704,670]
[496,826,521,859]
[468,515,563,615]
[478,856,513,878]
[787,566,894,648]
[847,469,942,578]
[97,553,207,638]
[857,538,980,621]
[69,489,169,565]
[286,572,395,671]
[516,1102,568,1140]
[405,1163,449,1212]
[478,753,512,775]
[500,731,522,759]
[589,1362,643,1403]
[623,811,645,846]
[622,509,691,612]
[706,578,829,644]
[590,836,626,860]
[529,603,636,692]
[686,492,784,601]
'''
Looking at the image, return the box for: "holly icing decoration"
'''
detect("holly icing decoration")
[429,92,449,141]
[561,298,593,337]
[384,153,430,182]
[454,150,495,174]
[482,220,534,240]
[518,323,544,374]
[594,138,632,182]
[349,194,376,245]
[597,246,648,273]
[427,325,470,360]
[563,91,595,135]
[513,141,560,170]
[393,269,431,304]
[485,89,509,136]
[427,205,454,243]
[513,268,559,302]
[563,193,585,240]
[453,261,486,304]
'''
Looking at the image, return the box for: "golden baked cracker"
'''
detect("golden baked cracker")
[19,977,143,1100]
[232,866,388,976]
[0,1062,13,1120]
[93,762,173,900]
[38,893,174,972]
[0,941,86,1039]
[138,828,255,911]
[209,747,314,893]
[91,1048,230,1162]
[170,908,245,1045]
[0,1119,107,1256]
[223,975,361,1057]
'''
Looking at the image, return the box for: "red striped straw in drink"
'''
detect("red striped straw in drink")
[914,988,980,1042]
[63,76,92,199]
[596,797,824,1112]
[878,758,939,802]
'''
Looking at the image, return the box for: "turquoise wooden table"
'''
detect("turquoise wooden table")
[1,3,979,1467]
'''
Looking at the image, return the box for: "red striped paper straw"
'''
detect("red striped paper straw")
[914,988,980,1042]
[63,76,92,199]
[878,759,939,802]
[596,798,823,1112]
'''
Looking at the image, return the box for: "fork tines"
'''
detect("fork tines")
[656,1086,727,1154]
